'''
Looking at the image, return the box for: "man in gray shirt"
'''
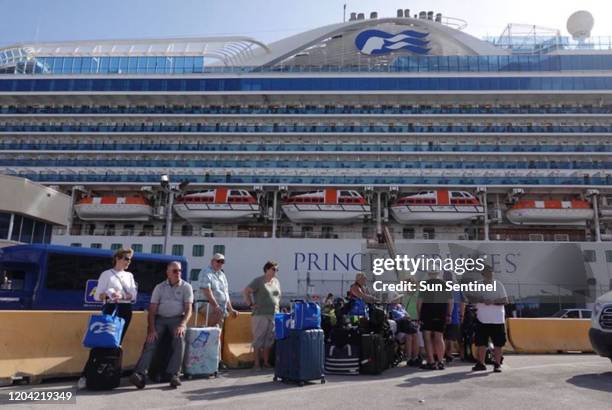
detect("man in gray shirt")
[130,261,193,389]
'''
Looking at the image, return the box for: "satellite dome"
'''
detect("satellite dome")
[566,10,594,41]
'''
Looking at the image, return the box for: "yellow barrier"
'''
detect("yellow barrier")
[221,312,254,368]
[506,318,593,353]
[0,311,148,384]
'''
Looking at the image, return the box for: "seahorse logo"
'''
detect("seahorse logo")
[355,29,430,55]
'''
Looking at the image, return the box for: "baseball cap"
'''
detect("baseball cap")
[213,253,225,261]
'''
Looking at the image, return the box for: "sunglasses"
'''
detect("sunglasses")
[171,269,182,273]
[214,259,225,264]
[122,257,132,262]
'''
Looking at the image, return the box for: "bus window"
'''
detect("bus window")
[45,252,172,295]
[45,253,109,291]
[1,269,26,291]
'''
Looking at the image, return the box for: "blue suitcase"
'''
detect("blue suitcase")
[274,329,325,386]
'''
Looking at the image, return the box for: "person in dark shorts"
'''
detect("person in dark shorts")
[443,271,464,363]
[417,271,453,370]
[465,265,508,373]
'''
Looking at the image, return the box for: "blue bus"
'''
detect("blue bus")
[0,244,188,310]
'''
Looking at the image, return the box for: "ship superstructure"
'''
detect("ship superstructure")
[1,10,611,306]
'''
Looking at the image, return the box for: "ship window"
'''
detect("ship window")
[322,226,334,238]
[403,227,415,239]
[70,243,82,247]
[181,225,193,236]
[172,244,184,256]
[606,250,612,263]
[213,245,225,256]
[423,227,435,240]
[583,250,596,263]
[451,192,462,198]
[90,243,102,249]
[131,244,143,253]
[193,245,204,257]
[189,269,200,282]
[110,243,123,251]
[151,244,163,254]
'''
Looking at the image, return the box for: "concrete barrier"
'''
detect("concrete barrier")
[506,318,593,353]
[221,312,254,368]
[0,311,148,384]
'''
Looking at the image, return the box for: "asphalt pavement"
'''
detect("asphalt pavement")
[1,355,611,410]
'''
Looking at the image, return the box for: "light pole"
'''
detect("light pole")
[160,175,189,255]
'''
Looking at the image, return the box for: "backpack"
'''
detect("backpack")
[85,347,123,390]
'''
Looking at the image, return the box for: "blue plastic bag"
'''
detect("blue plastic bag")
[82,307,125,348]
[348,298,367,317]
[274,313,291,339]
[291,300,321,330]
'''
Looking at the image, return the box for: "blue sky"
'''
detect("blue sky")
[1,0,610,47]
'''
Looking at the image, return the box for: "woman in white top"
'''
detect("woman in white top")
[95,247,138,341]
[78,248,137,389]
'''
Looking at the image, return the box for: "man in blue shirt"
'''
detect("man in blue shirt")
[193,253,238,327]
[443,271,464,363]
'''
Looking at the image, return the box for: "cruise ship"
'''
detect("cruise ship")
[1,9,611,312]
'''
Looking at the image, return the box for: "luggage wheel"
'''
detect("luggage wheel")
[320,377,326,384]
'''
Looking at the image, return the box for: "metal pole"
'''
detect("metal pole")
[376,192,382,240]
[592,193,601,242]
[272,191,278,238]
[163,188,174,254]
[482,190,489,241]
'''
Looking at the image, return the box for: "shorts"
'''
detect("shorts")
[397,318,418,335]
[251,315,275,349]
[444,324,460,341]
[474,322,507,347]
[421,318,446,333]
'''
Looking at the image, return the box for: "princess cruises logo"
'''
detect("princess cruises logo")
[355,29,430,55]
[89,322,117,335]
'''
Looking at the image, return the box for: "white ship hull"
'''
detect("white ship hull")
[281,204,371,223]
[74,204,153,221]
[173,203,260,221]
[506,208,594,226]
[390,205,484,224]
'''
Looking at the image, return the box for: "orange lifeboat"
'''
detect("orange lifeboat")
[74,196,153,221]
[506,199,594,225]
[390,190,484,224]
[281,189,370,223]
[173,188,260,221]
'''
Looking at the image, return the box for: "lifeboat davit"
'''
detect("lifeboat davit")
[75,196,153,221]
[506,199,594,225]
[281,189,371,223]
[390,190,484,224]
[174,188,260,221]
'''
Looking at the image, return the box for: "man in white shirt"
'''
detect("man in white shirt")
[466,265,508,373]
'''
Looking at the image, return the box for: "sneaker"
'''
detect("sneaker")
[77,376,87,390]
[472,362,487,372]
[130,372,146,389]
[169,375,182,388]
[420,362,437,370]
[436,361,445,370]
[493,363,502,373]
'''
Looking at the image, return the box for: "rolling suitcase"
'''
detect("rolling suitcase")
[183,303,221,378]
[324,344,360,375]
[274,329,325,386]
[85,347,123,390]
[360,333,387,375]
